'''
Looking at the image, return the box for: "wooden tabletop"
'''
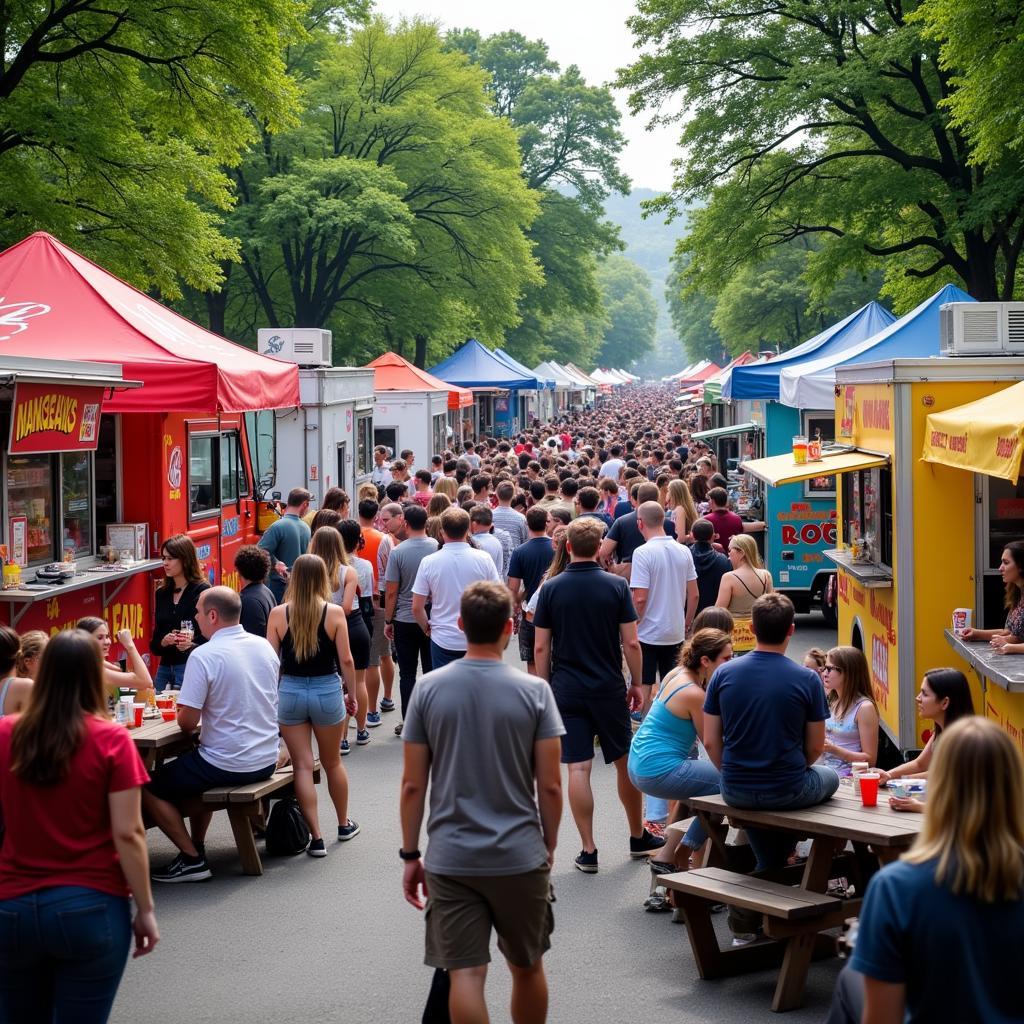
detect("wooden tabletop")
[131,718,194,749]
[689,786,923,848]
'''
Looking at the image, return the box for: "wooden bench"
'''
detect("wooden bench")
[152,763,321,877]
[663,867,845,1011]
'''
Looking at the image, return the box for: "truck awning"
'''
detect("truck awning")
[691,421,761,442]
[741,448,889,487]
[921,381,1024,482]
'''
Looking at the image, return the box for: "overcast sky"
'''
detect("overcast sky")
[369,0,682,192]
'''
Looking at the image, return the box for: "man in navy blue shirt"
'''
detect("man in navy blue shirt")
[575,486,612,529]
[507,506,554,674]
[533,517,663,874]
[703,592,838,872]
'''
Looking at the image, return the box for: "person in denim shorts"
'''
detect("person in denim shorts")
[267,555,360,856]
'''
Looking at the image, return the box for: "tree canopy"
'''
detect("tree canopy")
[595,255,657,368]
[446,28,628,367]
[619,0,1024,311]
[0,0,308,295]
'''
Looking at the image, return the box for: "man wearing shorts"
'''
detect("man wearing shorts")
[400,581,564,1022]
[533,517,664,873]
[145,587,280,882]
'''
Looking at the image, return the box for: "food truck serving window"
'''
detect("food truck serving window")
[432,414,446,460]
[356,413,372,476]
[5,450,95,565]
[841,466,893,568]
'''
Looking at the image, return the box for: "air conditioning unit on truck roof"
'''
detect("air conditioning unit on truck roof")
[258,328,332,367]
[940,302,1024,357]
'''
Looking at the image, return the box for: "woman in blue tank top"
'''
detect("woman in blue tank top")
[628,628,733,909]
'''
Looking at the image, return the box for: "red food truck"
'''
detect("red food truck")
[0,232,299,667]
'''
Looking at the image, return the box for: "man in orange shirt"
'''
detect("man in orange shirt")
[358,499,395,726]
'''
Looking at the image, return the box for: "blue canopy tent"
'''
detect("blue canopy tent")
[779,285,974,408]
[494,348,555,389]
[725,301,896,401]
[429,337,540,389]
[430,338,542,436]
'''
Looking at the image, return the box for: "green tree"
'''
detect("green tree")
[619,0,1024,309]
[914,0,1024,167]
[446,29,628,365]
[595,255,657,368]
[0,0,305,295]
[213,19,540,365]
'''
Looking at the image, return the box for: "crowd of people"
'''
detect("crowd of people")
[0,382,1022,1024]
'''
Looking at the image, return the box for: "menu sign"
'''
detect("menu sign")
[9,382,103,454]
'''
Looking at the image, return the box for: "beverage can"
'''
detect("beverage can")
[952,608,972,637]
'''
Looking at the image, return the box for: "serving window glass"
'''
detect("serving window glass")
[7,453,54,565]
[356,413,372,476]
[189,434,218,518]
[60,451,93,557]
[841,466,893,569]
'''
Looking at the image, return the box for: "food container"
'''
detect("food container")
[952,608,972,637]
[889,779,927,801]
[807,437,822,462]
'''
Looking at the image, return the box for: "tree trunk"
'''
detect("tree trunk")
[414,333,428,368]
[205,262,231,338]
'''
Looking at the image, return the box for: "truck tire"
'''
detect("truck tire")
[820,575,838,629]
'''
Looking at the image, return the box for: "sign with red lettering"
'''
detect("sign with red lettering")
[9,382,103,454]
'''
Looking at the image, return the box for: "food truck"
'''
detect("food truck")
[0,231,300,666]
[367,352,473,460]
[741,336,1024,754]
[259,330,376,503]
[714,303,897,623]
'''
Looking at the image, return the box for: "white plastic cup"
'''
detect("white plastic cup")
[952,608,972,637]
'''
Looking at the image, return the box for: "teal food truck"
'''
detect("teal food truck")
[714,302,897,624]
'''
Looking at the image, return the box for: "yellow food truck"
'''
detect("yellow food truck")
[741,354,1024,755]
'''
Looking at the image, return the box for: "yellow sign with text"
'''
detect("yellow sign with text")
[732,618,755,653]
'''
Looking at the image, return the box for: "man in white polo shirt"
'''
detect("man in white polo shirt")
[412,506,501,670]
[145,586,281,883]
[631,502,698,716]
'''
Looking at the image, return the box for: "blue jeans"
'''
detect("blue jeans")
[429,641,465,671]
[155,662,186,690]
[721,764,840,870]
[629,757,722,849]
[0,886,132,1024]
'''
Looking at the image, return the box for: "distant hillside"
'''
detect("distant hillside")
[602,188,687,376]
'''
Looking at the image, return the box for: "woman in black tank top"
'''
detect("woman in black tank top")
[267,555,359,856]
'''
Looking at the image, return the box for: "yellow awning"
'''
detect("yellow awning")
[740,449,889,487]
[921,381,1024,482]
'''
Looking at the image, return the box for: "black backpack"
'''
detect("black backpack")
[264,797,310,856]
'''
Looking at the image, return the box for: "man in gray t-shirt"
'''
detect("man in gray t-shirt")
[400,581,564,1019]
[383,505,438,724]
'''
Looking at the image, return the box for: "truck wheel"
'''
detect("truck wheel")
[820,577,838,629]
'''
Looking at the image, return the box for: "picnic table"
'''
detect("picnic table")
[131,717,197,771]
[663,783,923,1012]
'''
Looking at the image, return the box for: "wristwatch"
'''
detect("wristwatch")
[399,848,422,861]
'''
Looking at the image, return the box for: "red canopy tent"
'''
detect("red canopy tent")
[367,351,473,410]
[0,232,299,413]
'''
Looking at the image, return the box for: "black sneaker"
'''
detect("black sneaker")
[152,853,212,883]
[574,849,599,874]
[394,722,403,736]
[380,698,396,712]
[338,819,361,842]
[307,837,327,858]
[629,829,667,858]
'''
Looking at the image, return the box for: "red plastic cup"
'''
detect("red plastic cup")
[133,703,145,728]
[160,708,177,722]
[859,773,880,807]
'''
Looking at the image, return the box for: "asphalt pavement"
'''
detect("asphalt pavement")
[111,614,837,1024]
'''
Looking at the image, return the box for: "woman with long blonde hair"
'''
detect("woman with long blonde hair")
[666,478,699,541]
[426,492,452,518]
[832,717,1024,1024]
[715,534,772,616]
[432,476,458,501]
[266,554,359,855]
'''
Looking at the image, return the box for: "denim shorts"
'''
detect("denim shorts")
[148,748,275,803]
[278,672,345,726]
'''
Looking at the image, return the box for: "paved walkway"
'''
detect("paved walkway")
[112,617,838,1023]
